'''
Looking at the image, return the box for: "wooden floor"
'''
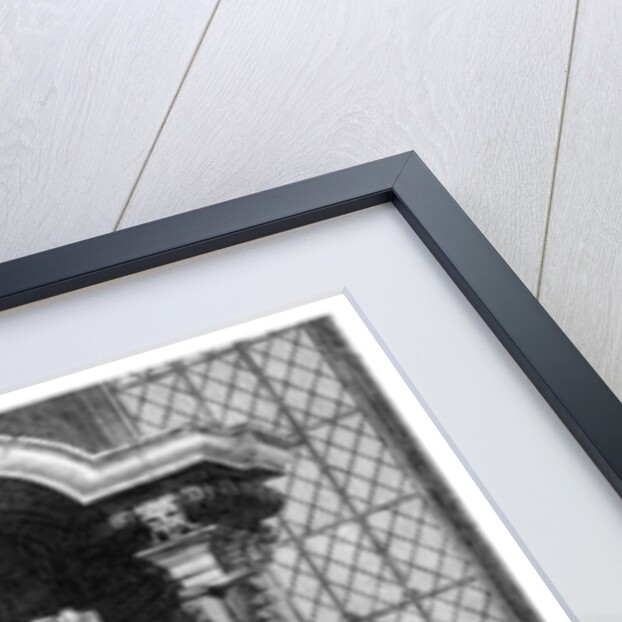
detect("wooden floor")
[0,1,620,617]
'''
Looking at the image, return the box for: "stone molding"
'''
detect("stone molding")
[0,427,290,504]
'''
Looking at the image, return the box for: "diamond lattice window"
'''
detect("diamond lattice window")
[108,319,525,622]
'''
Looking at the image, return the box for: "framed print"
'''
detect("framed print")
[0,296,569,622]
[0,151,620,621]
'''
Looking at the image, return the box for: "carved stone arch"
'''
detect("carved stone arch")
[0,429,291,622]
[0,477,85,539]
[0,478,78,622]
[0,478,188,622]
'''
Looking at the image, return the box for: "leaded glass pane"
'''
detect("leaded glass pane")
[106,320,526,621]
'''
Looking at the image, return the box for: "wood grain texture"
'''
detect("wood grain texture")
[539,1,622,400]
[0,0,218,262]
[119,0,576,290]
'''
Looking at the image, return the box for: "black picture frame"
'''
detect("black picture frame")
[1,150,621,501]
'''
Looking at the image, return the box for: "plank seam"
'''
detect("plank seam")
[535,0,581,298]
[113,0,224,232]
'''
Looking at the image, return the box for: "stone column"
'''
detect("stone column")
[209,524,292,622]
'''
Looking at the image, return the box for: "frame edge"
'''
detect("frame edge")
[392,151,622,499]
[0,152,411,311]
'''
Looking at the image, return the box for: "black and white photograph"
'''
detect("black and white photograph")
[0,299,570,622]
[3,3,622,620]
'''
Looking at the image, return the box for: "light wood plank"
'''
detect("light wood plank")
[0,0,218,262]
[119,0,576,290]
[539,1,622,400]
